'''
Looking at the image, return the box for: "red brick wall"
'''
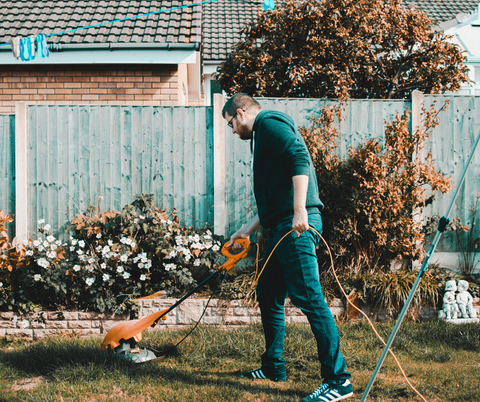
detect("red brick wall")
[0,64,181,113]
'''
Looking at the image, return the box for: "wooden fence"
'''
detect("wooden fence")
[2,93,480,267]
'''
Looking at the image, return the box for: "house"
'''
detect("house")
[0,0,479,114]
[403,0,480,95]
[0,0,204,114]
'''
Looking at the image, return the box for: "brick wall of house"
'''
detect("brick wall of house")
[0,64,182,114]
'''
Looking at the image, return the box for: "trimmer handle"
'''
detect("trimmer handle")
[218,238,251,271]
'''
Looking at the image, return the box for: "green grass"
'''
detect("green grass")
[1,319,479,401]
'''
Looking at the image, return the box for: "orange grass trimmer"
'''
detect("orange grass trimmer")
[100,238,251,363]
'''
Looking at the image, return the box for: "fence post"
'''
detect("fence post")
[213,93,227,237]
[15,102,28,243]
[411,90,424,136]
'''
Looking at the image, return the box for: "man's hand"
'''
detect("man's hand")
[292,207,309,237]
[228,214,261,249]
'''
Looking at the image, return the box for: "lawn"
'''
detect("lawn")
[1,319,479,401]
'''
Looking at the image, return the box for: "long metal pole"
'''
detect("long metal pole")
[360,127,480,401]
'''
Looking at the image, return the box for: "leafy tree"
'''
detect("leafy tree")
[215,0,470,99]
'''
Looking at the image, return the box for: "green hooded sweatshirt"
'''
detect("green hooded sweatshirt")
[251,110,324,228]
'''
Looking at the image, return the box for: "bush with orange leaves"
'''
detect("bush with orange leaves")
[300,103,453,275]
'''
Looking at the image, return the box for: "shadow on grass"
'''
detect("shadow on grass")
[0,336,302,399]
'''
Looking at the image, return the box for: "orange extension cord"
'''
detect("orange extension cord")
[247,227,428,402]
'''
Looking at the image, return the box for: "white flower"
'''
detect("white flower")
[70,246,75,251]
[134,219,139,224]
[102,274,110,282]
[139,215,145,219]
[77,249,83,255]
[117,266,124,273]
[164,263,176,271]
[85,277,95,286]
[205,242,213,249]
[71,239,78,245]
[46,251,57,259]
[131,242,136,248]
[122,272,131,279]
[88,258,95,264]
[34,274,42,281]
[43,241,49,248]
[47,235,55,243]
[20,319,30,329]
[138,263,144,268]
[96,233,102,239]
[56,240,61,246]
[145,262,152,269]
[140,274,146,281]
[166,250,177,259]
[37,258,49,268]
[50,244,56,251]
[175,236,184,245]
[79,255,87,261]
[73,265,81,272]
[212,244,220,251]
[86,265,94,272]
[33,240,40,247]
[193,259,201,267]
[100,263,106,269]
[108,240,113,246]
[120,254,128,262]
[38,219,45,224]
[78,240,85,248]
[26,250,34,256]
[0,282,3,287]
[38,246,44,252]
[44,224,51,231]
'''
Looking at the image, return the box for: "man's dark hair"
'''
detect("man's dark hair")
[222,93,261,118]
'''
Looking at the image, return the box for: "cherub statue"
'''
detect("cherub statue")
[442,280,459,320]
[456,280,477,319]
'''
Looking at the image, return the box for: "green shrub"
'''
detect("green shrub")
[1,194,226,315]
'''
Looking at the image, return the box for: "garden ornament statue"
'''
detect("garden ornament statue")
[442,280,459,320]
[456,280,477,319]
[438,279,479,323]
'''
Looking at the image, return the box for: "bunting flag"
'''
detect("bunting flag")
[263,0,275,11]
[36,34,50,58]
[10,34,49,61]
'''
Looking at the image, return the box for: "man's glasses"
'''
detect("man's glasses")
[227,112,238,128]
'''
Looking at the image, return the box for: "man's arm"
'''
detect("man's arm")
[292,175,309,237]
[228,214,262,247]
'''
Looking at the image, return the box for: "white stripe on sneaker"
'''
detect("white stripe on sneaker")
[253,369,266,379]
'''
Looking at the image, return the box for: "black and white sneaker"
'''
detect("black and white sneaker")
[301,379,353,402]
[239,367,286,382]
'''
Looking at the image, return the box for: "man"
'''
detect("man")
[223,94,353,402]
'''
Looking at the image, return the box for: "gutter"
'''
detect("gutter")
[0,41,201,65]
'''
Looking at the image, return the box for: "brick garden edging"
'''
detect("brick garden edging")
[0,298,344,341]
[1,296,476,341]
